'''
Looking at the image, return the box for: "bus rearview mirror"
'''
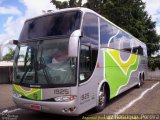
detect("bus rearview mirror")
[9,40,19,45]
[68,30,82,57]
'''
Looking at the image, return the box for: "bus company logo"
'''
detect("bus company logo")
[33,93,38,100]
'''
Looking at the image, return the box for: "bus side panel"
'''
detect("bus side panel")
[77,49,104,114]
[104,48,140,98]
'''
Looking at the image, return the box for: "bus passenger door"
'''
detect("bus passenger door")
[77,13,99,114]
[78,43,99,114]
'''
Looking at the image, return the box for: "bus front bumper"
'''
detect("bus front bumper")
[13,96,80,116]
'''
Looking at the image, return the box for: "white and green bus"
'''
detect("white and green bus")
[12,7,147,115]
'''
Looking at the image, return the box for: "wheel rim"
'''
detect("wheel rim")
[99,85,106,107]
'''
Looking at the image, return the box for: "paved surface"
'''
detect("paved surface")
[0,84,15,109]
[0,80,160,120]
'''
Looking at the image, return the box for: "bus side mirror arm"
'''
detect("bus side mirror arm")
[68,30,82,57]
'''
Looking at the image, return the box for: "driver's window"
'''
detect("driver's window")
[79,45,91,82]
[17,46,27,64]
[17,46,32,68]
[25,48,32,66]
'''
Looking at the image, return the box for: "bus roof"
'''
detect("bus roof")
[25,7,146,46]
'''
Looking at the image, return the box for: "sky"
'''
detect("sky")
[0,0,160,49]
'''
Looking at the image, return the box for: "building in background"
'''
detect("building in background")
[0,43,15,84]
[0,61,13,84]
[0,45,2,61]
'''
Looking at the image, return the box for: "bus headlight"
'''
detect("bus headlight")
[13,92,22,98]
[54,95,76,102]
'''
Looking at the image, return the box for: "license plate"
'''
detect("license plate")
[31,104,41,111]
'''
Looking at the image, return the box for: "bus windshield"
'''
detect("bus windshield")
[13,38,76,87]
[19,11,81,41]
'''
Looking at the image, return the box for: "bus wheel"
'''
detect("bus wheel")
[137,74,143,88]
[95,84,107,112]
[142,73,145,84]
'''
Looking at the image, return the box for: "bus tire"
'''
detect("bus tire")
[95,84,107,112]
[137,73,143,88]
[142,73,145,83]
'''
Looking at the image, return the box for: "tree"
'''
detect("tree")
[50,0,82,8]
[2,48,15,61]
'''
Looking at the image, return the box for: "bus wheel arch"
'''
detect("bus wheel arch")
[95,81,110,112]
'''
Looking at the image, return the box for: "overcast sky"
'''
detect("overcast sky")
[0,0,160,45]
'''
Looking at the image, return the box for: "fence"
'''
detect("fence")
[147,68,160,80]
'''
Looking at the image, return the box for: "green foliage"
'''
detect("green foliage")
[148,57,160,71]
[2,48,15,61]
[51,0,82,8]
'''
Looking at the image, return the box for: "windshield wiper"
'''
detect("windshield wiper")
[19,62,32,84]
[39,57,51,84]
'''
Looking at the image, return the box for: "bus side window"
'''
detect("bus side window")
[83,13,98,41]
[79,45,91,82]
[132,39,144,55]
[132,39,138,54]
[138,46,143,55]
[119,32,132,53]
[100,18,116,48]
[143,46,147,57]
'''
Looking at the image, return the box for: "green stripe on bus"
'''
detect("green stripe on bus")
[104,48,140,98]
[13,84,42,100]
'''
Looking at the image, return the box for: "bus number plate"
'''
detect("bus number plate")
[31,104,41,111]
